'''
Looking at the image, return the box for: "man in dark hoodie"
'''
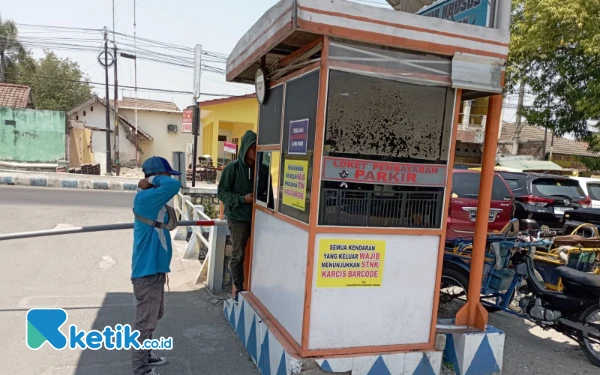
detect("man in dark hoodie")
[218,130,256,299]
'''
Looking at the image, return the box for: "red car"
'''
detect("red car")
[446,169,514,239]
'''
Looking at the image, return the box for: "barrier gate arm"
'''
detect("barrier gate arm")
[0,220,228,241]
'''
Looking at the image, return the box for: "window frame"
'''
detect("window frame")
[255,149,281,212]
[316,67,455,229]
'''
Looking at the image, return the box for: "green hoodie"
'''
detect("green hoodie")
[218,130,256,222]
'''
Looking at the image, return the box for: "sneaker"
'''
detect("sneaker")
[144,369,161,375]
[148,353,167,366]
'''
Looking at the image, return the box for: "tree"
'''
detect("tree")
[19,51,93,112]
[506,0,600,141]
[0,15,26,83]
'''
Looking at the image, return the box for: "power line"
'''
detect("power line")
[15,23,104,33]
[10,73,234,96]
[5,34,227,73]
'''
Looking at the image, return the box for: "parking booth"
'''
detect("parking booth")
[223,1,511,374]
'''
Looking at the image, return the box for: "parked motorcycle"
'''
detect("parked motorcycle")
[440,220,600,367]
[514,236,600,366]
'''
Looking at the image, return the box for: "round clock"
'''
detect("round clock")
[255,68,268,105]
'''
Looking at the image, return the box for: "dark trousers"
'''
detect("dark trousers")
[228,219,252,291]
[131,273,165,375]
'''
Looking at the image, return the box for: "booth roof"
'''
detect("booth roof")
[226,0,510,84]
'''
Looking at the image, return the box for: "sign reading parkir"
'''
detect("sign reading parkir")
[317,239,386,288]
[321,157,447,187]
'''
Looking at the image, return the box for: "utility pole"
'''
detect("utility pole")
[512,79,526,155]
[191,44,202,187]
[112,0,120,175]
[103,27,112,175]
[549,131,555,161]
[543,95,551,160]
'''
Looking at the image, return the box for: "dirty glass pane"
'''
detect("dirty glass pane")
[258,84,284,145]
[324,70,453,162]
[279,70,320,224]
[318,69,453,228]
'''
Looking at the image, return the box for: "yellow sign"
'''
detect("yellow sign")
[551,154,587,171]
[282,159,308,210]
[317,238,386,288]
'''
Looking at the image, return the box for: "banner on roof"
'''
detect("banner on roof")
[417,0,492,27]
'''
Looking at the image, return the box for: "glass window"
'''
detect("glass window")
[258,84,284,145]
[318,69,454,228]
[452,173,513,201]
[532,178,586,199]
[278,70,320,223]
[587,183,600,201]
[255,151,280,210]
[502,178,526,194]
[323,70,453,162]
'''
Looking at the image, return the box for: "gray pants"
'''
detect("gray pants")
[227,219,252,291]
[132,273,165,375]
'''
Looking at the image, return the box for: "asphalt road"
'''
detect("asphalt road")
[0,186,256,375]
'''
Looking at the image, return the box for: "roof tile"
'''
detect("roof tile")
[111,97,180,112]
[0,83,31,108]
[499,122,597,157]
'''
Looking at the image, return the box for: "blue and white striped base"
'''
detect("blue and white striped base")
[315,351,442,375]
[224,294,302,375]
[442,324,504,375]
[0,174,137,191]
[224,293,443,375]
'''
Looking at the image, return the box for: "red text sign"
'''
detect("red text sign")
[322,157,447,187]
[182,108,193,133]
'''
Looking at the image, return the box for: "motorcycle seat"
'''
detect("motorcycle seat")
[555,266,600,288]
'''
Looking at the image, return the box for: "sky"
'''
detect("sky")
[3,0,522,122]
[2,0,390,111]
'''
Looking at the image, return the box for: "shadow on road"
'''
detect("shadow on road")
[72,289,256,375]
[489,311,598,374]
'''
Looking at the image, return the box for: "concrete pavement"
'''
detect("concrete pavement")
[0,186,257,375]
[0,185,135,208]
[0,170,218,193]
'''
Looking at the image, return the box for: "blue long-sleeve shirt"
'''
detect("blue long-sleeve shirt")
[132,175,182,279]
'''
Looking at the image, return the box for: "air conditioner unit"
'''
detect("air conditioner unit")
[167,124,178,133]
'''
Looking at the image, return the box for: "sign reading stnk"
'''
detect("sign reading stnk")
[322,157,447,187]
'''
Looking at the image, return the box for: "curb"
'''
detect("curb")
[0,174,139,192]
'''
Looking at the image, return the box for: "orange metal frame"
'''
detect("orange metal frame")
[240,34,499,357]
[455,94,503,330]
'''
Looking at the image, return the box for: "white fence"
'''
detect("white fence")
[173,192,228,294]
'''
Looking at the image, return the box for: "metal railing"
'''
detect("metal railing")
[319,188,443,228]
[174,192,228,293]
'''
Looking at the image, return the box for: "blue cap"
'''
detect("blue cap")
[142,156,182,176]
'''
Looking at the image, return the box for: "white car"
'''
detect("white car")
[571,177,600,208]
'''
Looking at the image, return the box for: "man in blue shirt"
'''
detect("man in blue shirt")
[131,156,182,375]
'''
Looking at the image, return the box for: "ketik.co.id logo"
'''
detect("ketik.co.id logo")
[26,308,172,350]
